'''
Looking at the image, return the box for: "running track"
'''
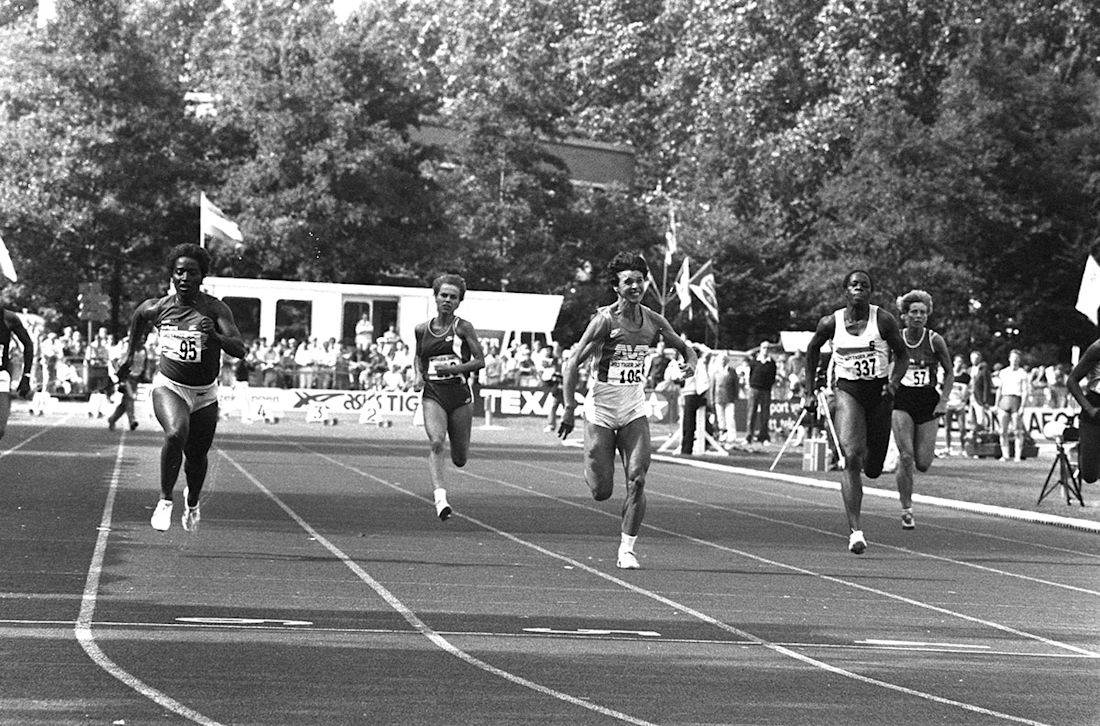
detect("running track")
[2,411,1098,725]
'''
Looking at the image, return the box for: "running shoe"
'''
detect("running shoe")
[616,550,640,570]
[151,499,173,532]
[848,530,867,555]
[182,504,201,532]
[434,491,452,522]
[901,511,915,530]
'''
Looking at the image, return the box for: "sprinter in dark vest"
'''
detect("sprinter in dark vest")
[413,274,485,522]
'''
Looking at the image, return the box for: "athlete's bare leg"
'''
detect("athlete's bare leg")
[891,410,916,509]
[182,403,219,505]
[153,387,193,500]
[913,418,938,474]
[583,420,617,502]
[834,388,869,533]
[422,398,451,491]
[0,393,10,441]
[447,402,473,468]
[1079,414,1100,483]
[615,416,650,536]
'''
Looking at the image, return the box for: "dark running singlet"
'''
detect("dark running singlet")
[899,328,939,389]
[151,295,223,386]
[0,311,16,371]
[418,317,472,412]
[895,327,941,424]
[418,316,470,384]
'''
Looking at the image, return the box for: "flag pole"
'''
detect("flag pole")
[198,192,205,248]
[661,256,668,317]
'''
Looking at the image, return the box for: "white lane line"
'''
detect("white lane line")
[76,437,225,726]
[512,461,1100,658]
[859,639,990,649]
[650,452,1100,533]
[219,450,658,726]
[6,618,1095,658]
[308,448,1058,726]
[656,467,1100,578]
[3,412,73,457]
[650,481,1100,597]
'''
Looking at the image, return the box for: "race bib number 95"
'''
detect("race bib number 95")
[159,329,205,363]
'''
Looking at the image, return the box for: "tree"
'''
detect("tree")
[187,0,450,284]
[0,3,206,330]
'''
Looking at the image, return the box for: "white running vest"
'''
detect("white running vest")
[831,306,890,381]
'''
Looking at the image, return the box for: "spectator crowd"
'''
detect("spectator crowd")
[10,311,1077,454]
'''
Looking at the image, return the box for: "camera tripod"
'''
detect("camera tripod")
[1037,439,1085,507]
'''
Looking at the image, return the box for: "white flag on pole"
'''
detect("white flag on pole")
[200,192,243,247]
[1076,254,1100,325]
[675,257,692,312]
[0,233,18,282]
[664,206,678,266]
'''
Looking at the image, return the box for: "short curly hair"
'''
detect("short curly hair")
[167,243,211,277]
[896,289,933,317]
[432,273,467,300]
[605,252,649,288]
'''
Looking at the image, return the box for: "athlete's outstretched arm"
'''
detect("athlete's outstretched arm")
[451,323,486,380]
[411,322,427,391]
[931,332,954,415]
[206,298,247,359]
[558,315,607,439]
[653,312,698,373]
[878,308,908,396]
[7,311,34,397]
[803,314,835,411]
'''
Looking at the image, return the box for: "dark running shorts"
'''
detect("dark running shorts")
[836,377,886,414]
[422,380,473,415]
[835,377,892,479]
[893,385,940,425]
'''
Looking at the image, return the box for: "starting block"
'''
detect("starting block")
[357,407,392,427]
[251,402,283,424]
[29,390,57,416]
[306,402,337,426]
[87,391,111,419]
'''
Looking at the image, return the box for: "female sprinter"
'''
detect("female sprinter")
[413,274,485,521]
[117,244,246,532]
[890,289,953,530]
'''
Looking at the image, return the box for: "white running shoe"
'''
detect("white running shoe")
[151,499,173,532]
[848,530,867,555]
[182,505,201,532]
[901,511,915,530]
[616,550,640,570]
[434,491,452,522]
[181,486,201,532]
